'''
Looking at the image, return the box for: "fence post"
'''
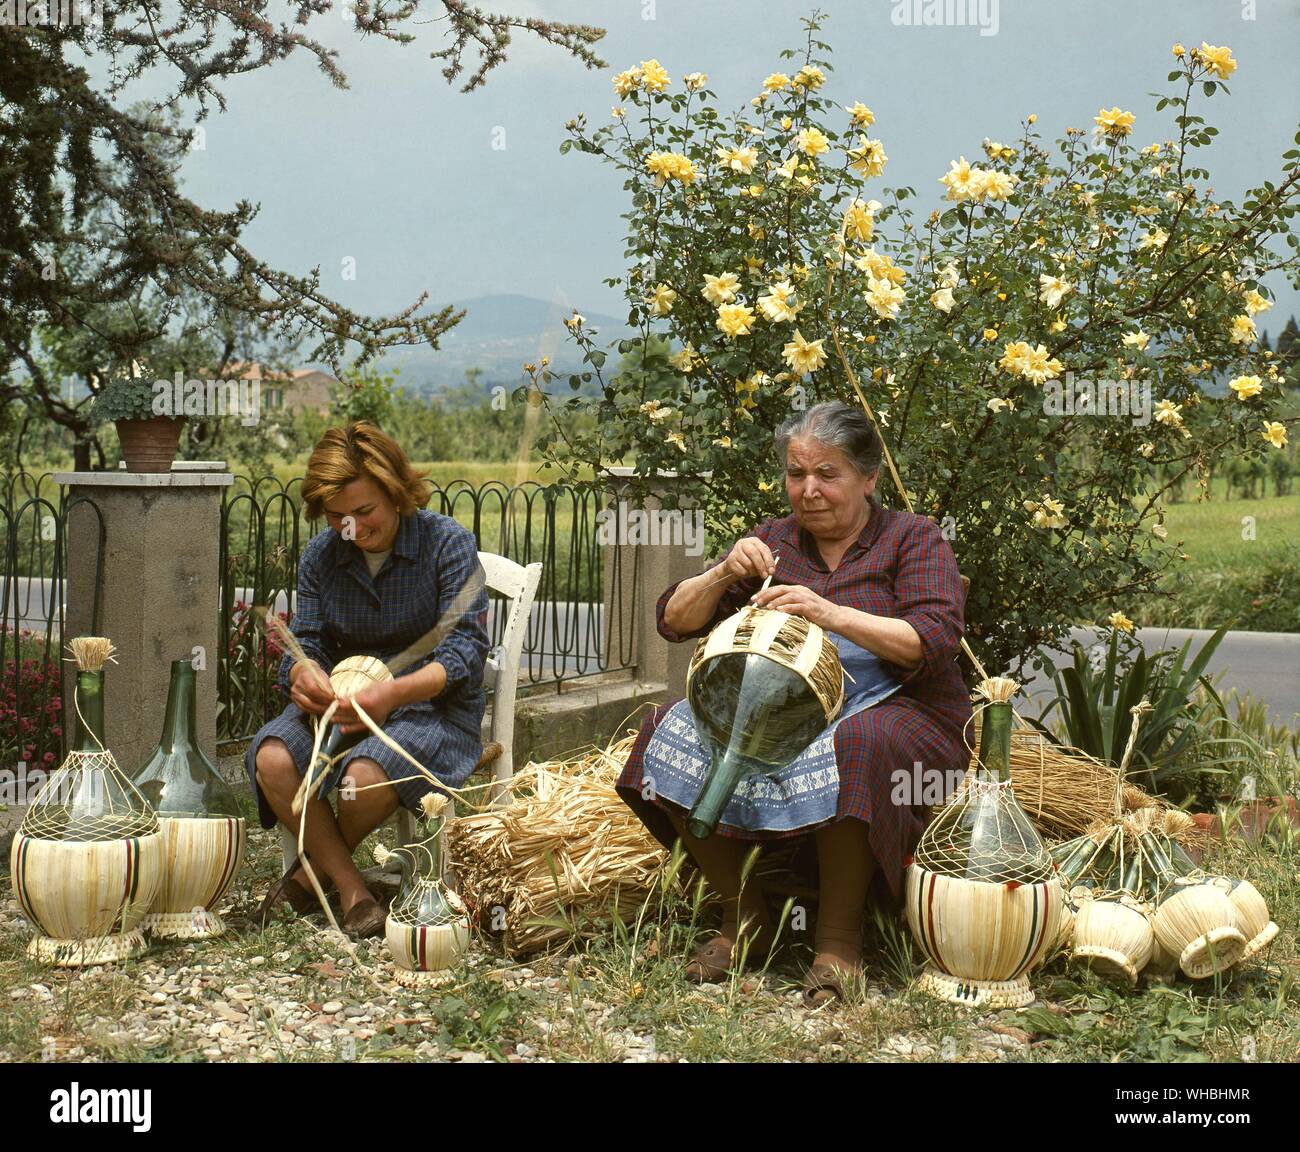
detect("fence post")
[55,464,234,771]
[600,468,710,701]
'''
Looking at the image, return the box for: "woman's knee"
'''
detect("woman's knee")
[254,739,298,795]
[336,758,394,809]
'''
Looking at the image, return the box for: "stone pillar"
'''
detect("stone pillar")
[600,468,711,701]
[55,466,234,771]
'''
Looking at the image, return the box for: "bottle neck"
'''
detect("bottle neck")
[976,700,1012,782]
[158,660,197,751]
[72,669,106,752]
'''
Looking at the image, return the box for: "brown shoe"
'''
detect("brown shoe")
[342,898,387,940]
[258,863,333,922]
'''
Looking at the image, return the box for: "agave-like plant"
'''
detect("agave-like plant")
[1029,625,1231,803]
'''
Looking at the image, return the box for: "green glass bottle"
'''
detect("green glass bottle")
[131,659,240,817]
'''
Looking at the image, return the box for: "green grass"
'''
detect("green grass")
[1130,477,1299,631]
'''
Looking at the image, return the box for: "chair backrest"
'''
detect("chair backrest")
[478,552,543,805]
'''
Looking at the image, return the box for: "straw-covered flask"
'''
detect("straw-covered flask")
[906,677,1065,1008]
[10,638,163,965]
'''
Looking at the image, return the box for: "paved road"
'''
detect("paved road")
[1017,627,1300,729]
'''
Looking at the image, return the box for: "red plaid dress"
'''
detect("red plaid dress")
[615,500,973,906]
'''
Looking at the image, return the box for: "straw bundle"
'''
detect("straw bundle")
[145,816,247,939]
[906,868,1065,1009]
[970,714,1165,841]
[445,734,671,957]
[1069,894,1155,987]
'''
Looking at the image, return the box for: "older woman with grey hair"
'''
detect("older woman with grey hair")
[615,401,972,1004]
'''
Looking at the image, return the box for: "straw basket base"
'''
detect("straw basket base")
[1070,945,1139,987]
[916,966,1034,1009]
[144,909,228,940]
[1242,921,1279,962]
[390,964,457,988]
[27,929,148,967]
[1179,926,1248,980]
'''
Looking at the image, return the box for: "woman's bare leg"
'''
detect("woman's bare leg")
[811,818,875,976]
[662,807,774,953]
[255,739,371,914]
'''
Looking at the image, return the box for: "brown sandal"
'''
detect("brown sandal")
[258,860,339,922]
[685,936,737,984]
[342,898,387,940]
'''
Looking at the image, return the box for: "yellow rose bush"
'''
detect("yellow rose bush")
[539,15,1299,679]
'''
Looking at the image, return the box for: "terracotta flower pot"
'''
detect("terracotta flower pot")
[115,417,185,473]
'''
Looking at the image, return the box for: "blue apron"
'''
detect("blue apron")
[642,631,902,833]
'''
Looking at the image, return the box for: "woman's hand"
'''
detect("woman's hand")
[719,535,777,584]
[750,582,841,631]
[289,660,335,717]
[333,680,397,734]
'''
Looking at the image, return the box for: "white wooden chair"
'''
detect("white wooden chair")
[278,551,543,873]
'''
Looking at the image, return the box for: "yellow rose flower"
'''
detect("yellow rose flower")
[985,328,1001,342]
[758,280,801,323]
[1019,344,1064,385]
[864,276,905,321]
[1172,43,1186,57]
[782,329,828,375]
[640,399,675,422]
[1194,42,1237,80]
[1094,107,1136,138]
[1154,399,1184,427]
[664,431,687,453]
[975,169,1018,201]
[612,67,641,97]
[1228,375,1263,401]
[758,480,777,493]
[1243,289,1272,316]
[930,287,955,313]
[1122,330,1151,351]
[648,283,677,317]
[1106,611,1135,633]
[716,303,756,339]
[848,136,887,178]
[842,198,879,242]
[845,102,875,127]
[638,59,670,92]
[793,65,826,91]
[1262,421,1288,449]
[645,151,696,186]
[701,271,741,306]
[1229,314,1257,345]
[715,145,758,174]
[683,72,708,92]
[712,435,733,448]
[763,72,790,92]
[1038,274,1073,308]
[795,127,830,158]
[999,340,1030,372]
[939,156,980,202]
[669,344,700,373]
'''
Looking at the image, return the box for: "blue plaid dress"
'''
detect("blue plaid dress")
[245,509,489,829]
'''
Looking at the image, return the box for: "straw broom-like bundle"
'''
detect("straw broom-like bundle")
[1220,877,1278,962]
[1070,895,1155,986]
[445,734,671,957]
[1150,878,1247,979]
[11,637,163,966]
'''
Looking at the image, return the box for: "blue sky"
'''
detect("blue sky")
[112,0,1300,343]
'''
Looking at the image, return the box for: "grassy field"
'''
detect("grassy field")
[1131,477,1299,632]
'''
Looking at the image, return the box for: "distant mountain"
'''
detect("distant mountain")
[367,294,634,394]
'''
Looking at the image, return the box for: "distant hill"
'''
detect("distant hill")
[367,294,634,394]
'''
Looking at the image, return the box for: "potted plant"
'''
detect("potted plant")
[94,372,184,473]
